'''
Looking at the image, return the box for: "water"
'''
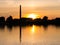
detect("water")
[21,25,60,45]
[0,26,20,45]
[0,25,60,45]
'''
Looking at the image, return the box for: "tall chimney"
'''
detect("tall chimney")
[20,5,21,19]
[20,5,21,43]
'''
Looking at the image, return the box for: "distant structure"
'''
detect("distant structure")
[20,5,22,43]
[20,5,21,19]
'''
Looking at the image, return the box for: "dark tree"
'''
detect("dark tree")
[6,16,13,26]
[43,16,48,20]
[0,17,5,25]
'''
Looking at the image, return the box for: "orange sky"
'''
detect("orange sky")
[0,0,60,19]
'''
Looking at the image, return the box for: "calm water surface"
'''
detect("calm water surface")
[0,25,60,45]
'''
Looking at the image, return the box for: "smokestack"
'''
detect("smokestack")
[20,5,21,43]
[20,5,21,19]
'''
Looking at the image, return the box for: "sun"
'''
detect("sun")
[27,13,37,19]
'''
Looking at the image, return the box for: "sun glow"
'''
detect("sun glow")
[32,25,35,33]
[27,13,37,19]
[31,25,35,34]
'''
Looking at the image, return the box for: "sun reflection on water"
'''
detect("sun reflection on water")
[31,25,36,34]
[32,25,34,33]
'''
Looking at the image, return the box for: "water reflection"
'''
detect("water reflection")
[31,25,35,33]
[0,25,60,45]
[0,26,20,45]
[22,25,60,45]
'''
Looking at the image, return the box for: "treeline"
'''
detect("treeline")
[0,16,60,27]
[20,16,60,26]
[0,16,20,26]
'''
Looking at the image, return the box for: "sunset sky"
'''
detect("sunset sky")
[0,0,60,19]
